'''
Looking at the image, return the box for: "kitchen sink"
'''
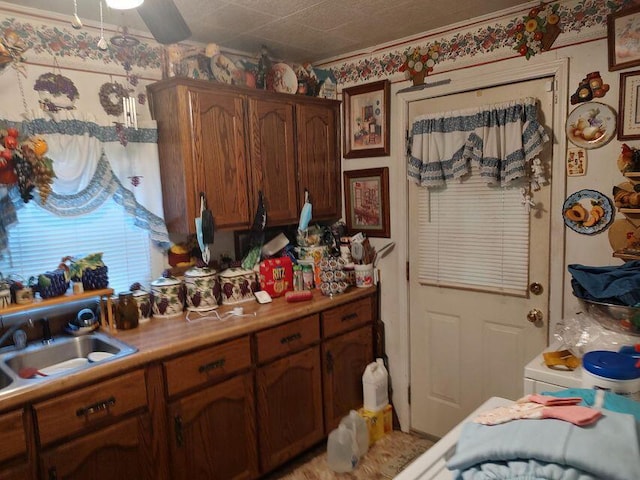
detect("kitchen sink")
[0,332,137,398]
[0,368,12,390]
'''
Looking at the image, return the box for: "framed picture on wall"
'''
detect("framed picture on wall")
[342,80,390,158]
[343,167,390,238]
[618,70,640,140]
[607,5,640,71]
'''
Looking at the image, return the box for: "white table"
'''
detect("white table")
[394,397,512,480]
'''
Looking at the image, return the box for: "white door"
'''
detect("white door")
[408,78,553,437]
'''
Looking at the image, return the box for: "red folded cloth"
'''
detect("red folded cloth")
[541,405,602,426]
[518,394,583,406]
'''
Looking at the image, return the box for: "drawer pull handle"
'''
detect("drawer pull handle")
[325,350,334,373]
[198,358,226,373]
[75,396,116,417]
[174,415,184,447]
[280,332,302,344]
[341,313,358,322]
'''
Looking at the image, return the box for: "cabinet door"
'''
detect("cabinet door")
[190,89,251,229]
[248,97,298,225]
[40,414,154,480]
[256,346,323,473]
[168,372,258,480]
[296,102,341,221]
[0,463,30,480]
[322,325,373,432]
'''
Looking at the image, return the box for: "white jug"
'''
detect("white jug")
[326,424,359,473]
[339,410,369,457]
[362,358,389,412]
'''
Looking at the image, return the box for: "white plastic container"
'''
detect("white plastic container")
[582,350,640,400]
[363,358,389,412]
[326,424,359,473]
[339,410,369,457]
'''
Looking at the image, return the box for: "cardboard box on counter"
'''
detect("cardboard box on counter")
[357,404,393,445]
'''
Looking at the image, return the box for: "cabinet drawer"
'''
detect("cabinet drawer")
[34,369,147,446]
[0,409,26,463]
[164,336,251,397]
[321,297,373,338]
[256,314,320,363]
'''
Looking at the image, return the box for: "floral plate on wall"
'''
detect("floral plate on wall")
[565,102,617,149]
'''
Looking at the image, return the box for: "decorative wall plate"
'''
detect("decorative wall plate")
[267,63,297,94]
[210,54,240,84]
[562,189,614,235]
[565,102,616,149]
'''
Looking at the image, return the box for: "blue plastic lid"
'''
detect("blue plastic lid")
[583,351,640,380]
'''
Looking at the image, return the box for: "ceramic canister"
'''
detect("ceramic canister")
[219,267,258,305]
[132,290,153,323]
[184,267,220,311]
[150,276,184,318]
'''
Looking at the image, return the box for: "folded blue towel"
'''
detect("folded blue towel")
[569,262,640,306]
[446,409,640,480]
[454,458,597,480]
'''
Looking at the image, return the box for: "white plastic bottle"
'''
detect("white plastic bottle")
[326,424,359,472]
[362,358,389,412]
[340,410,369,457]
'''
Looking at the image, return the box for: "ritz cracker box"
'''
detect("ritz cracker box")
[259,257,293,298]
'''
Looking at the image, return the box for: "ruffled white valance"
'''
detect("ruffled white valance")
[0,112,169,252]
[408,97,549,188]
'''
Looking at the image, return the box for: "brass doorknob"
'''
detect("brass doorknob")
[527,308,543,323]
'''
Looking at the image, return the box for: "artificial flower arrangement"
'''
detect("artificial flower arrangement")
[0,126,55,204]
[513,3,561,59]
[399,44,441,81]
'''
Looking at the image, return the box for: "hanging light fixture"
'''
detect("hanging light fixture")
[105,0,144,9]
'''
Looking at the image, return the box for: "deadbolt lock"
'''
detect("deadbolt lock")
[529,282,543,295]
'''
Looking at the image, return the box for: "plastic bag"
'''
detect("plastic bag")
[554,314,636,357]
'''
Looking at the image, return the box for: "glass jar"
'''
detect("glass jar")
[116,291,139,330]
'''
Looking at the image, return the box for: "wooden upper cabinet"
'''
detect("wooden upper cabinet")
[148,78,342,233]
[248,97,298,226]
[296,101,341,221]
[191,89,251,229]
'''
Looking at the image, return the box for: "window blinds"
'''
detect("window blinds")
[0,197,152,293]
[416,165,530,296]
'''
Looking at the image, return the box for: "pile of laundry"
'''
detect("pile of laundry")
[569,261,640,306]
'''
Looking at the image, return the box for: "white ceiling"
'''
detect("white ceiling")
[9,0,528,63]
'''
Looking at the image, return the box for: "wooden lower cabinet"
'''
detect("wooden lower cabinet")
[0,409,31,480]
[0,462,30,480]
[167,372,258,480]
[39,414,154,480]
[256,346,324,473]
[322,325,374,432]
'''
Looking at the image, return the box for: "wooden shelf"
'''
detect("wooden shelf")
[618,208,640,214]
[623,172,640,178]
[613,251,640,261]
[0,288,114,316]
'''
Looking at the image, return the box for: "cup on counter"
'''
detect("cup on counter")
[354,264,374,288]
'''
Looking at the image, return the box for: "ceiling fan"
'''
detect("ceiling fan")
[107,0,191,45]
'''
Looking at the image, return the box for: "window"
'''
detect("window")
[416,165,530,296]
[1,197,152,293]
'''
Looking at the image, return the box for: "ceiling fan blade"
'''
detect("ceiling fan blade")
[137,0,191,44]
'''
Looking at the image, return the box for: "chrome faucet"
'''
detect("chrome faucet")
[0,318,34,351]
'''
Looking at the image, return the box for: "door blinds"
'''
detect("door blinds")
[416,164,530,295]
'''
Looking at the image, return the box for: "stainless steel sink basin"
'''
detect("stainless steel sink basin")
[0,368,12,390]
[0,332,137,398]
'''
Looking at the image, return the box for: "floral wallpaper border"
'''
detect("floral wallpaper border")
[324,0,636,86]
[0,16,163,73]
